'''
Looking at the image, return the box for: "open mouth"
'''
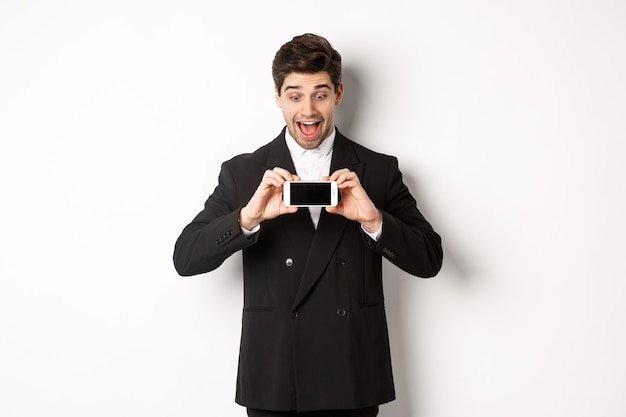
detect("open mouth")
[297,121,321,139]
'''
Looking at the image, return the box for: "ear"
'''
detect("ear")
[335,82,344,105]
[274,86,282,107]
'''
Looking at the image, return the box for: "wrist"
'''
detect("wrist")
[361,210,383,234]
[239,207,260,231]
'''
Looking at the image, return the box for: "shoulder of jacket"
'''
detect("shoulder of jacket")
[338,134,397,163]
[222,135,281,167]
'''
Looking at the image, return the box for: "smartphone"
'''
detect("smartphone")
[283,180,340,207]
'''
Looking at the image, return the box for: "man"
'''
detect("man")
[173,33,443,417]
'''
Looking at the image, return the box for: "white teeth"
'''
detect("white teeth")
[300,121,318,125]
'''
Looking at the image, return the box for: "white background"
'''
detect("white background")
[2,1,625,416]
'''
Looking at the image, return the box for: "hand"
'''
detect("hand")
[239,167,299,230]
[325,168,382,233]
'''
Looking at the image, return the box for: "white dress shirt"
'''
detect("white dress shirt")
[285,128,335,228]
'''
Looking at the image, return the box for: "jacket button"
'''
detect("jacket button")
[382,247,397,260]
[336,309,346,317]
[336,258,346,267]
[285,258,294,267]
[291,311,298,319]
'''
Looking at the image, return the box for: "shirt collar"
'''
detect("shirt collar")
[285,126,336,159]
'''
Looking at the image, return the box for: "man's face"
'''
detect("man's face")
[275,72,344,150]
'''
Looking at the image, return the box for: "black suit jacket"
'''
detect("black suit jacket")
[173,129,443,412]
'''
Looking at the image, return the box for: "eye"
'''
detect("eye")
[290,95,301,102]
[316,94,327,100]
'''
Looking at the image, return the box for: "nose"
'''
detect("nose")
[301,97,317,117]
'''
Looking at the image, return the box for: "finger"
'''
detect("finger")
[260,172,283,189]
[262,169,291,188]
[282,205,299,215]
[272,167,297,181]
[324,204,340,215]
[336,171,358,186]
[328,168,350,181]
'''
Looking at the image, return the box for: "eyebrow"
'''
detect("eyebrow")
[283,84,333,93]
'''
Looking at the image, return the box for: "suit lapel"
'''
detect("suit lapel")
[291,131,364,310]
[265,129,297,174]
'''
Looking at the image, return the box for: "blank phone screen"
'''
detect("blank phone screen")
[290,182,331,205]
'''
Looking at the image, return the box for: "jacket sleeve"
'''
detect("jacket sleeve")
[173,161,258,276]
[362,156,443,278]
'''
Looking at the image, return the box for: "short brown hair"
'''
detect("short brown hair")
[272,33,342,95]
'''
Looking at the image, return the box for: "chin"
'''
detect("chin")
[298,139,322,149]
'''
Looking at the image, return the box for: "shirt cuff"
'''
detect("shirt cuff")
[361,221,382,241]
[241,224,260,237]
